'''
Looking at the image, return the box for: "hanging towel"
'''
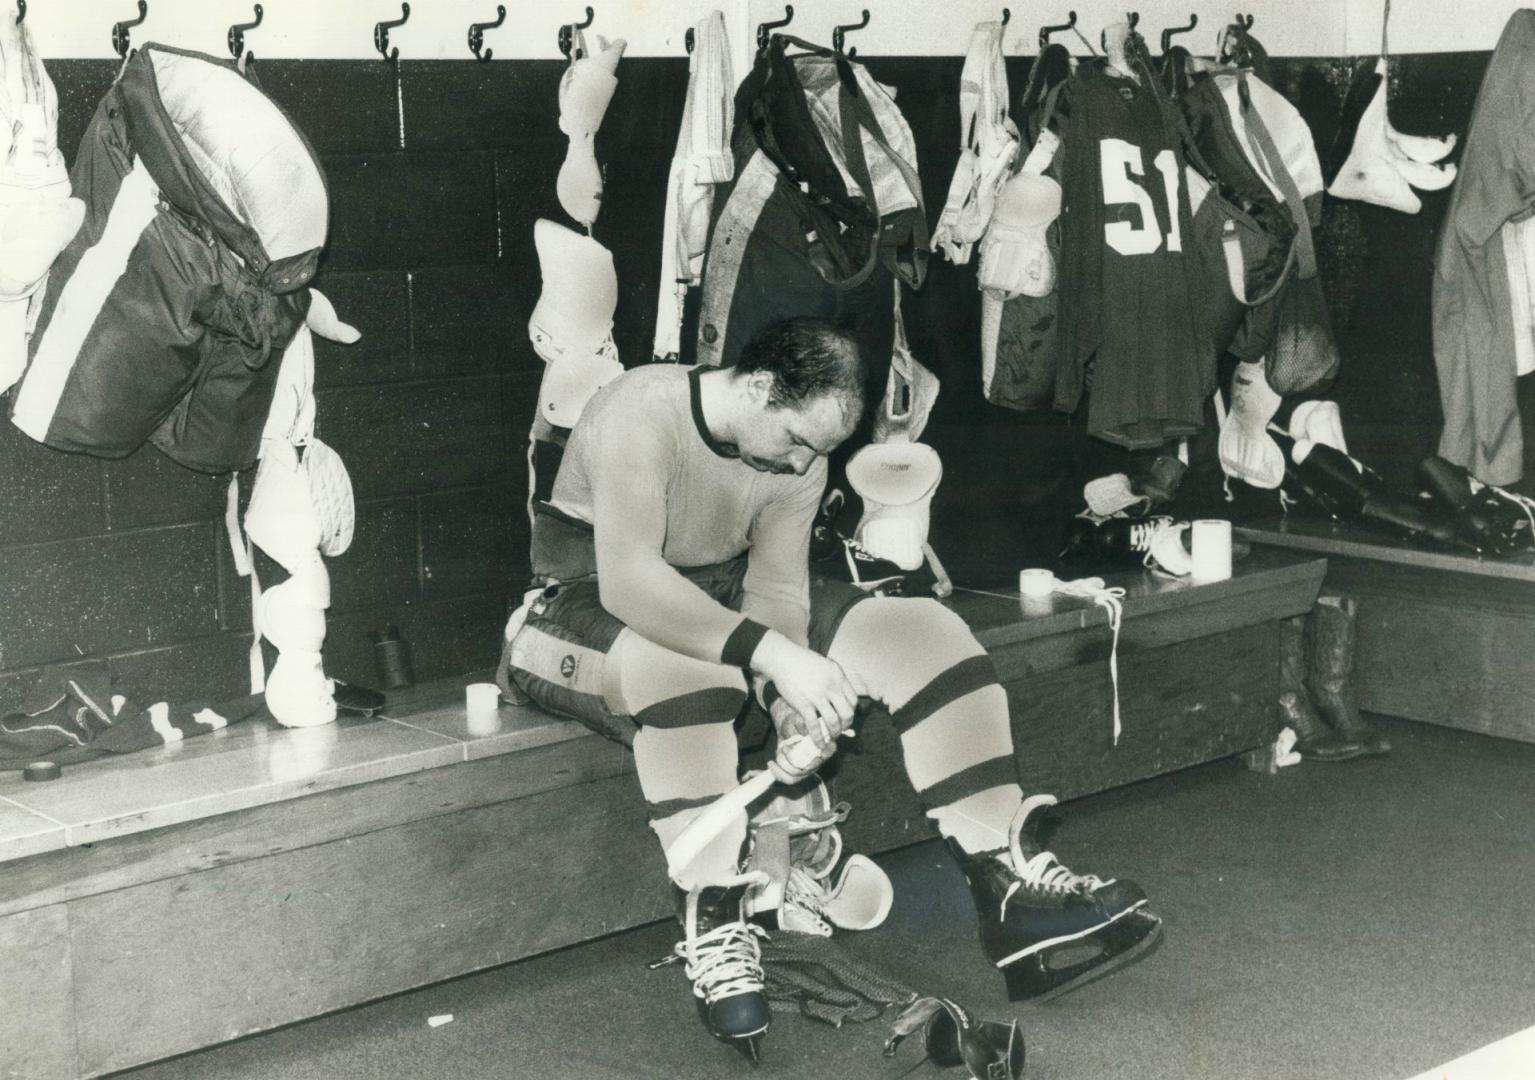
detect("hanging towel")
[653,10,734,361]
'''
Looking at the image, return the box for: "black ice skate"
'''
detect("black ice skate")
[949,795,1162,1002]
[653,871,772,1063]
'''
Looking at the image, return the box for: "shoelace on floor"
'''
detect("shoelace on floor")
[676,919,769,1004]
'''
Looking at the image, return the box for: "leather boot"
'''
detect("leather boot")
[1305,595,1390,756]
[1278,615,1366,762]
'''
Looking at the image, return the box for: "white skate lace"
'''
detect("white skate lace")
[1479,482,1535,539]
[1050,576,1127,744]
[780,866,835,937]
[676,920,768,1003]
[996,797,1108,922]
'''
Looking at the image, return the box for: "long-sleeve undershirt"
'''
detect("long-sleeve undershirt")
[542,364,823,664]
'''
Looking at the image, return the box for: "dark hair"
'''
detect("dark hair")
[735,317,867,419]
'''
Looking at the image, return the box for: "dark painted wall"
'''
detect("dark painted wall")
[0,48,1504,710]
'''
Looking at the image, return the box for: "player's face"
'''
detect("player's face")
[737,392,853,476]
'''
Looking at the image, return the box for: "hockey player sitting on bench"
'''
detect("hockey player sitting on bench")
[499,317,1161,1061]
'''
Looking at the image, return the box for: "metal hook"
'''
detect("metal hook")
[685,27,695,54]
[1001,8,1010,25]
[374,2,410,62]
[228,4,262,61]
[1038,11,1076,51]
[832,8,869,57]
[1236,13,1255,30]
[1160,13,1197,54]
[559,6,595,59]
[756,4,793,54]
[112,0,147,59]
[1127,12,1139,30]
[15,0,24,26]
[469,5,505,63]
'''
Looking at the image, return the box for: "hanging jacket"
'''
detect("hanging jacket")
[1433,10,1535,487]
[10,44,326,474]
[696,36,926,376]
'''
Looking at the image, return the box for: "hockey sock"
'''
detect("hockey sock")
[827,597,1022,855]
[607,628,749,891]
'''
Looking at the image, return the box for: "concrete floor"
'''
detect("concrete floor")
[120,715,1535,1080]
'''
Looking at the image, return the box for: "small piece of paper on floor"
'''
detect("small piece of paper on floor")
[428,1014,453,1028]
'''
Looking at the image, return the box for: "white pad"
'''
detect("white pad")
[556,34,626,227]
[257,577,336,728]
[529,219,622,427]
[1289,400,1348,455]
[978,172,1061,299]
[1328,59,1457,215]
[0,15,82,394]
[872,290,940,444]
[846,442,943,572]
[1219,360,1285,489]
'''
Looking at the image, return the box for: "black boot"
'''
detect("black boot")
[1285,442,1385,519]
[947,796,1161,1002]
[1417,455,1533,555]
[1278,615,1365,762]
[1305,595,1390,757]
[660,875,771,1062]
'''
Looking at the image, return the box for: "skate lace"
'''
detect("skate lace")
[1050,576,1127,744]
[1481,482,1535,538]
[675,920,769,1004]
[999,851,1107,921]
[781,866,836,936]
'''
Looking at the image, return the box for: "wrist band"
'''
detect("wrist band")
[721,618,770,669]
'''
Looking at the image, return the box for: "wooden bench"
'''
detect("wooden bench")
[1237,516,1535,745]
[0,549,1324,1078]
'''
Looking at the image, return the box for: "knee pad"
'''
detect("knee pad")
[556,34,625,227]
[1219,360,1285,489]
[846,442,943,572]
[257,577,336,728]
[530,219,623,428]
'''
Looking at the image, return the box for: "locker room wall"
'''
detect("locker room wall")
[0,2,1520,711]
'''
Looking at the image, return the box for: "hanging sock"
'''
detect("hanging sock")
[556,31,626,228]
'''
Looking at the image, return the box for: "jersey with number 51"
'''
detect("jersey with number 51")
[1051,60,1216,450]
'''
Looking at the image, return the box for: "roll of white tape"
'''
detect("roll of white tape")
[1191,519,1233,583]
[1019,568,1056,596]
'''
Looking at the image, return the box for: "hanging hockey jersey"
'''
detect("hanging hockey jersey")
[1053,58,1214,448]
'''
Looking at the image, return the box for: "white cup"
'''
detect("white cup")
[465,682,502,735]
[1190,519,1233,583]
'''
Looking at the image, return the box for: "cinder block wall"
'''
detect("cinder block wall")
[0,55,683,711]
[0,45,1511,711]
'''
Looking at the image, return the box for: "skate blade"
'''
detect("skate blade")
[1002,910,1163,1004]
[729,1035,764,1066]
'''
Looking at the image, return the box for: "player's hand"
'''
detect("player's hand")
[750,631,860,735]
[768,696,847,781]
